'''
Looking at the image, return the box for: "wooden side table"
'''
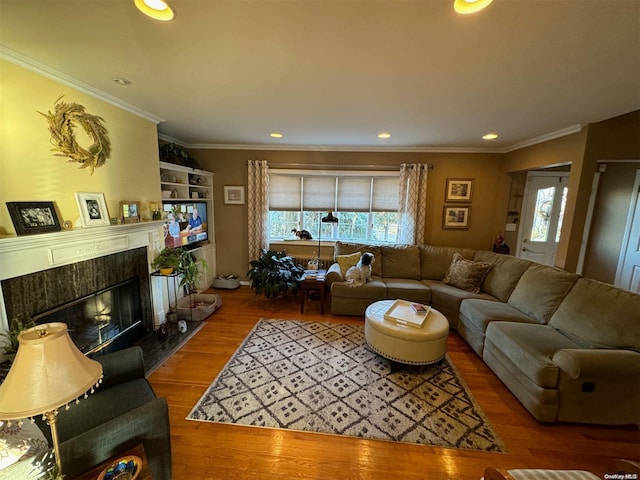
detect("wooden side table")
[72,443,152,480]
[300,270,327,314]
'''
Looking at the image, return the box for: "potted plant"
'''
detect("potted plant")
[151,247,182,275]
[177,248,207,296]
[247,249,305,299]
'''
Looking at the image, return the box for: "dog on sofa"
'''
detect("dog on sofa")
[345,252,375,287]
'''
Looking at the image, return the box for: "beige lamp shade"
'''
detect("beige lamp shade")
[0,322,103,420]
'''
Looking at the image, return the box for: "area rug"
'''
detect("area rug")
[187,318,505,452]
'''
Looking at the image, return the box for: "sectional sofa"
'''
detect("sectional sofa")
[326,242,640,426]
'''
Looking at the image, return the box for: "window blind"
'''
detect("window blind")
[269,171,399,212]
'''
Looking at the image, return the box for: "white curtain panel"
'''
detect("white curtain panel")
[247,160,269,263]
[398,163,429,244]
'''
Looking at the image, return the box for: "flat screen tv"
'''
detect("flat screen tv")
[162,202,208,249]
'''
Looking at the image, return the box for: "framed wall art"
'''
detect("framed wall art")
[224,186,245,205]
[120,201,140,223]
[443,206,471,229]
[75,192,110,227]
[445,178,473,203]
[6,201,62,235]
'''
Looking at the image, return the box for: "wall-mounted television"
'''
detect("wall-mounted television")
[162,202,208,249]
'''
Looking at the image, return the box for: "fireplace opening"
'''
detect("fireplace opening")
[32,277,145,357]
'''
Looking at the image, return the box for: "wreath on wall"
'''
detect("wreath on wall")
[39,96,111,174]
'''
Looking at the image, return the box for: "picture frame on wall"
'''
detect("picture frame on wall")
[120,201,140,223]
[75,192,110,227]
[445,178,473,202]
[443,206,471,229]
[6,201,62,235]
[224,186,245,205]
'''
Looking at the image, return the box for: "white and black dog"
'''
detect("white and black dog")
[345,252,375,287]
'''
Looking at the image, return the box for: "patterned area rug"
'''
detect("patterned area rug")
[187,319,505,452]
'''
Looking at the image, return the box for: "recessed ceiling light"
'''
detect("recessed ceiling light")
[270,132,283,138]
[483,133,499,140]
[113,77,132,86]
[454,0,494,15]
[134,0,175,21]
[377,132,392,139]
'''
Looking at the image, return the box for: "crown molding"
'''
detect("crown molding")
[501,124,584,153]
[182,142,502,154]
[0,45,165,124]
[164,125,584,154]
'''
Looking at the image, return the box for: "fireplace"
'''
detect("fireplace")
[31,277,144,356]
[0,222,171,358]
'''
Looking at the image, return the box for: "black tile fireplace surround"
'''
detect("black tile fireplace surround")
[1,247,153,357]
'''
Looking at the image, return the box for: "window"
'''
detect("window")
[268,170,400,244]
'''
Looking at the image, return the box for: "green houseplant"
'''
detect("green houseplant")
[153,247,206,291]
[177,248,207,295]
[247,249,305,299]
[151,247,182,274]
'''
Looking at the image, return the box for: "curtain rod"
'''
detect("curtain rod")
[248,161,433,171]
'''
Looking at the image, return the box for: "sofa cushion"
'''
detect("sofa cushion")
[443,253,492,293]
[484,322,580,388]
[424,280,495,329]
[331,277,387,300]
[419,245,476,280]
[381,245,421,280]
[460,298,540,332]
[473,251,532,302]
[549,278,640,350]
[384,278,431,304]
[507,264,579,324]
[336,252,361,276]
[334,241,382,277]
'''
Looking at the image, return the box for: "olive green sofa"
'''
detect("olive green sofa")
[326,241,640,426]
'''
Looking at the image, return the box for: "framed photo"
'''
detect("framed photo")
[120,201,140,224]
[224,186,245,205]
[443,206,471,229]
[6,201,61,235]
[445,178,473,203]
[75,192,110,227]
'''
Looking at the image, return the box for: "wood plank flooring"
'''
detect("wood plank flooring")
[148,287,640,480]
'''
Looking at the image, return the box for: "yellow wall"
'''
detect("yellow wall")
[0,60,161,235]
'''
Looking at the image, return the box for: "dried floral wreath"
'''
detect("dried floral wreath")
[39,96,111,174]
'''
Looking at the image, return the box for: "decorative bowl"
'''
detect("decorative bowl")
[97,455,141,480]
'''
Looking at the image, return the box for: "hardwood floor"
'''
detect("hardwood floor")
[148,287,639,479]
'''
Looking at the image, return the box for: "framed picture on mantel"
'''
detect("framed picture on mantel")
[75,192,110,228]
[6,201,62,235]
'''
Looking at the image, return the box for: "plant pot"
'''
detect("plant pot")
[159,267,174,275]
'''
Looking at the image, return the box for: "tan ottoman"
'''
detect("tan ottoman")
[365,299,449,365]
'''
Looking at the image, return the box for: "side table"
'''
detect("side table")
[300,269,327,314]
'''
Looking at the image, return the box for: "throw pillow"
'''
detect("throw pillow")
[336,252,361,276]
[443,253,492,294]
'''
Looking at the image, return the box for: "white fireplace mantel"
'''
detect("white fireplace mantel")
[0,221,165,330]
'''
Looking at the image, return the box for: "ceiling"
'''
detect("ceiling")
[1,0,639,152]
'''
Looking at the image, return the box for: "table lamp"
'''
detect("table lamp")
[0,322,103,478]
[318,212,339,268]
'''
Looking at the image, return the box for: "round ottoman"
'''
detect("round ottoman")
[365,299,449,365]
